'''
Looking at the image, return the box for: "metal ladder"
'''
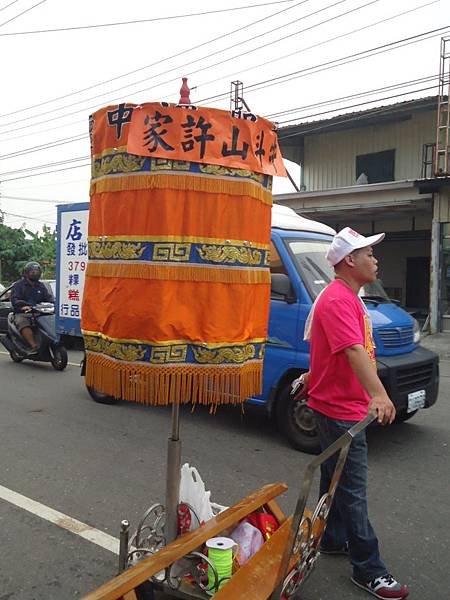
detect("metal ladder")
[435,36,450,176]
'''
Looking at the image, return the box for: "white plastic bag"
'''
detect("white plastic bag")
[179,463,215,527]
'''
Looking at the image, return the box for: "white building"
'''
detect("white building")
[276,96,450,333]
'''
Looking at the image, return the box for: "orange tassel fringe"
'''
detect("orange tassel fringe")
[85,352,263,408]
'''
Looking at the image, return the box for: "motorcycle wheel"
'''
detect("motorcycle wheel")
[10,349,24,363]
[50,344,68,371]
[86,385,118,405]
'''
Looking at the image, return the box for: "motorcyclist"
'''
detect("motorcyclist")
[10,262,54,352]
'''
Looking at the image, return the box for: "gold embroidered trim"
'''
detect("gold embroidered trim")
[87,235,270,251]
[197,245,262,265]
[89,241,146,260]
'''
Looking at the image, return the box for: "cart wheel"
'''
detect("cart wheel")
[277,382,321,454]
[86,385,118,405]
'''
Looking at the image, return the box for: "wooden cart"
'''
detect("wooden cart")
[83,415,374,600]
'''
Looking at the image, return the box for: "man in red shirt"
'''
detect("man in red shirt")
[305,227,409,600]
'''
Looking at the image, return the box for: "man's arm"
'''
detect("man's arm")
[344,344,396,425]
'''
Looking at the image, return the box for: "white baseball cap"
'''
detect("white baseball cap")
[326,227,385,266]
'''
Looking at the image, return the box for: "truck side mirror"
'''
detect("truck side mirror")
[271,273,296,304]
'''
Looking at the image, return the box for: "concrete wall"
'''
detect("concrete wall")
[302,111,436,191]
[375,238,430,306]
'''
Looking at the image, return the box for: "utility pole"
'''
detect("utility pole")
[230,80,251,113]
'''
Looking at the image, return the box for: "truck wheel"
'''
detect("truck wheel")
[276,383,321,454]
[395,409,418,422]
[86,385,118,405]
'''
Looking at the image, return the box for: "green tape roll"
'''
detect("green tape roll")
[206,536,236,591]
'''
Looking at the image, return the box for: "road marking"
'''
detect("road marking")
[0,350,79,368]
[0,483,119,554]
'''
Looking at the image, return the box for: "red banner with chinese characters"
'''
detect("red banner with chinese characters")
[126,103,287,177]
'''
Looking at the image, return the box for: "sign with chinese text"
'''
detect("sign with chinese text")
[58,208,88,323]
[126,103,287,177]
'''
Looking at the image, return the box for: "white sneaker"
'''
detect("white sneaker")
[351,574,409,599]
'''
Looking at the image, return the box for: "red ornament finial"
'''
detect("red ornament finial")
[179,77,191,104]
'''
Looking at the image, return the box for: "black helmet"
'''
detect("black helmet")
[23,261,42,282]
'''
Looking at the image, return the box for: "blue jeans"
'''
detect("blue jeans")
[315,411,388,582]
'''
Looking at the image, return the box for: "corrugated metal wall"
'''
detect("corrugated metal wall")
[303,111,436,191]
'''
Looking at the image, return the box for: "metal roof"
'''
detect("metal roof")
[278,96,439,142]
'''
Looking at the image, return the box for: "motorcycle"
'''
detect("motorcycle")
[0,303,68,371]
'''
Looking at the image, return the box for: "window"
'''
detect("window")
[269,241,291,301]
[355,149,395,184]
[269,242,288,276]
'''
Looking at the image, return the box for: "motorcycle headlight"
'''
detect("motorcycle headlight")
[413,318,421,344]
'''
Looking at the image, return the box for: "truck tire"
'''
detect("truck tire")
[395,409,418,422]
[276,382,321,454]
[86,385,118,405]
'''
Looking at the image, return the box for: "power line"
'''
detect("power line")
[2,211,56,224]
[0,0,47,28]
[193,0,439,102]
[1,1,307,119]
[1,177,91,190]
[0,133,87,160]
[1,162,90,182]
[0,1,20,13]
[276,84,438,124]
[265,74,438,119]
[0,194,77,204]
[0,22,445,155]
[1,23,445,150]
[196,24,450,105]
[0,0,296,36]
[0,73,437,162]
[3,0,433,138]
[0,155,89,177]
[0,0,385,139]
[1,0,340,130]
[3,82,437,177]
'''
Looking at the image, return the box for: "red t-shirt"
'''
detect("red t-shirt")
[307,280,376,421]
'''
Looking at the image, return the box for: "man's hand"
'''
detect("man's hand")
[22,306,32,313]
[369,393,396,425]
[302,371,311,391]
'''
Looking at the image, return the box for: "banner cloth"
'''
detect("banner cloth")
[82,102,283,407]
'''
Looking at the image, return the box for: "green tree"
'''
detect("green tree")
[25,225,57,279]
[0,224,56,284]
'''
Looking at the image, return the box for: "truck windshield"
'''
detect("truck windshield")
[287,239,391,302]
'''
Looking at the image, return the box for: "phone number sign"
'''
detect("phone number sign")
[59,210,88,319]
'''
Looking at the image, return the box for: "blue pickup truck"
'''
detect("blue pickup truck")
[247,204,439,452]
[59,203,439,453]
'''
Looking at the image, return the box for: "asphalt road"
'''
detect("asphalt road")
[0,349,448,599]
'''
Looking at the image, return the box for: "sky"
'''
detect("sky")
[0,0,447,232]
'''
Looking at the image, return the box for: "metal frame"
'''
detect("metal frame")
[271,413,376,599]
